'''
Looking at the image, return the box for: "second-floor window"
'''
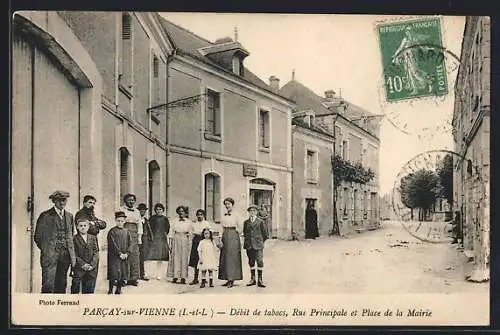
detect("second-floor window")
[342,140,349,160]
[259,109,270,149]
[306,149,318,183]
[205,89,221,137]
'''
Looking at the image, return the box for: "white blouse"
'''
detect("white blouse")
[192,220,214,236]
[168,218,193,238]
[220,211,243,234]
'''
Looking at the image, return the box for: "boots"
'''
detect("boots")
[257,269,266,288]
[246,269,256,286]
[200,279,207,288]
[209,278,214,287]
[108,281,114,294]
[190,269,199,285]
[115,281,123,294]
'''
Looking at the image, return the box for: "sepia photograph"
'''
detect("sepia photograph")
[10,11,490,326]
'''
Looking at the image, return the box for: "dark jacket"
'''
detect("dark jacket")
[74,208,107,236]
[34,207,76,268]
[243,217,269,250]
[72,234,99,278]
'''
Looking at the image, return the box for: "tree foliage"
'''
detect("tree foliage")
[332,154,375,187]
[436,153,454,206]
[399,168,439,214]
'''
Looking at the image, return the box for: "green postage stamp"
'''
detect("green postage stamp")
[378,17,448,102]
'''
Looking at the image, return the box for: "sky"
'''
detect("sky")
[160,13,465,196]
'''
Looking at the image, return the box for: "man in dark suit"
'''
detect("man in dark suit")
[74,195,107,240]
[71,219,99,294]
[34,190,76,293]
[243,205,269,288]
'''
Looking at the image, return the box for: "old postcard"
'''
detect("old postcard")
[10,12,490,326]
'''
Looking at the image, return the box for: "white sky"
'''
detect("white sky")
[160,13,465,196]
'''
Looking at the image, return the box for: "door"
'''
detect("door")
[304,198,318,238]
[12,32,80,292]
[249,188,274,237]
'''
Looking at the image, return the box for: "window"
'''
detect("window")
[119,147,130,203]
[259,109,270,149]
[205,173,221,221]
[119,13,133,88]
[205,89,221,137]
[232,56,242,75]
[342,140,348,160]
[306,149,318,183]
[152,55,159,78]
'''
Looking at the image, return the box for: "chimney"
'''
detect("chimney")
[324,89,336,100]
[269,76,280,92]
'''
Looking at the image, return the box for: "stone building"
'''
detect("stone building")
[280,79,381,236]
[12,11,171,293]
[452,16,490,282]
[158,19,295,239]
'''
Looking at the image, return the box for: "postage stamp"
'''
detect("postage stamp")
[378,17,448,102]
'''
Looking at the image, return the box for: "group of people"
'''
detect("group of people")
[34,191,270,295]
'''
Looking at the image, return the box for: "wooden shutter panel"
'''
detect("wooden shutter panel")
[214,93,221,135]
[213,176,221,221]
[205,174,214,220]
[122,14,131,40]
[264,112,270,148]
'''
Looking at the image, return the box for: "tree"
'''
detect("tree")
[399,168,439,221]
[436,153,454,207]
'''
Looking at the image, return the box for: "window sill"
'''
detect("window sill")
[204,133,222,142]
[118,82,133,99]
[151,115,160,125]
[306,179,318,185]
[259,147,270,153]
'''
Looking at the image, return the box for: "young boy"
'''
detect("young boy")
[243,205,269,288]
[107,211,133,294]
[70,219,99,294]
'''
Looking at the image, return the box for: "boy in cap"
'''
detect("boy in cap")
[243,205,269,288]
[107,211,132,294]
[34,190,76,293]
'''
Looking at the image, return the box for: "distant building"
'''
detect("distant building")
[280,80,381,236]
[159,19,295,239]
[452,16,490,282]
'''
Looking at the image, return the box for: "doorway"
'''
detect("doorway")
[148,160,161,217]
[305,198,319,238]
[249,178,275,237]
[12,33,81,292]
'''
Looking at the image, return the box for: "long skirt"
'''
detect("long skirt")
[124,222,140,280]
[166,232,190,279]
[218,227,243,281]
[188,234,203,268]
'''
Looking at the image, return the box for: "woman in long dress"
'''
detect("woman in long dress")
[166,205,193,284]
[188,209,213,285]
[146,203,170,280]
[218,197,243,288]
[305,202,319,239]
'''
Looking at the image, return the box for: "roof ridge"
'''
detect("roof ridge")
[159,15,215,46]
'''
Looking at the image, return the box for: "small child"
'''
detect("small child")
[197,228,219,288]
[70,219,99,294]
[107,211,133,294]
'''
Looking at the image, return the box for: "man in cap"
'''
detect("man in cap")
[243,204,269,288]
[120,193,141,286]
[34,190,76,293]
[75,195,107,241]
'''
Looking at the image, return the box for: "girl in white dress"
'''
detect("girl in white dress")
[197,228,219,288]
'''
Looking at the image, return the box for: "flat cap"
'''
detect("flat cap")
[137,203,148,210]
[49,190,70,200]
[247,205,259,212]
[115,211,127,219]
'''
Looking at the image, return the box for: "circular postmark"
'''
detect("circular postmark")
[391,149,483,244]
[375,16,461,138]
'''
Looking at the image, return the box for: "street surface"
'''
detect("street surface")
[93,221,488,295]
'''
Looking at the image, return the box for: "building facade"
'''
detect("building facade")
[159,19,295,239]
[11,11,171,293]
[452,16,490,282]
[280,80,381,237]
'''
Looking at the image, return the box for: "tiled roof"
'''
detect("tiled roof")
[158,17,293,102]
[280,79,379,138]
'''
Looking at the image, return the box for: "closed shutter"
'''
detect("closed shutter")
[213,175,221,221]
[205,174,214,220]
[214,92,221,135]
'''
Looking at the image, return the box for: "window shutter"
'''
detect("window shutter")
[205,174,214,220]
[213,176,221,221]
[264,112,270,148]
[122,14,131,40]
[214,93,221,135]
[153,55,159,78]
